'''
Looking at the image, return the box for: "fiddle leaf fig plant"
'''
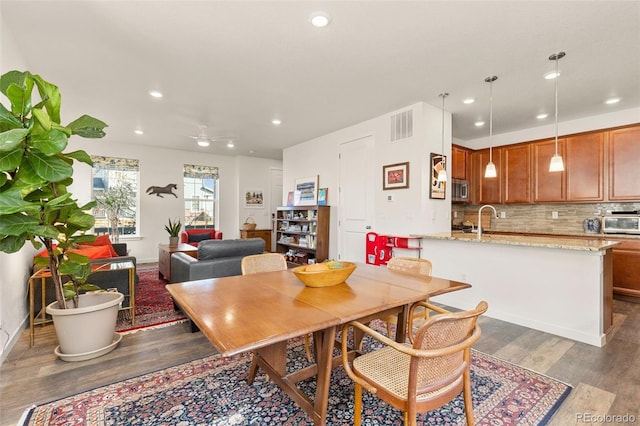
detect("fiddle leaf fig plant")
[0,70,108,309]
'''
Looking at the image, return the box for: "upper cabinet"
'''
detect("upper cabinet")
[608,126,640,201]
[461,123,639,204]
[533,138,566,202]
[472,148,502,204]
[565,132,605,201]
[502,144,532,203]
[451,145,470,180]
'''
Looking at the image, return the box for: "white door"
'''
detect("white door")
[270,168,283,252]
[338,135,375,261]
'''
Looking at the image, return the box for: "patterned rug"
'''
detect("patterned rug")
[115,267,186,333]
[21,329,571,425]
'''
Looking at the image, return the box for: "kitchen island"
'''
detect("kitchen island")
[414,232,619,347]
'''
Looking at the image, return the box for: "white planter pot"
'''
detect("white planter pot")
[169,236,179,246]
[46,292,124,362]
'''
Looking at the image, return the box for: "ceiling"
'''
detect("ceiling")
[1,1,639,160]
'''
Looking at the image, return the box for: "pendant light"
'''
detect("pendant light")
[484,76,498,178]
[548,52,566,172]
[437,93,449,183]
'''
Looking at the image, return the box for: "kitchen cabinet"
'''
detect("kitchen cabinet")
[472,148,501,204]
[608,125,640,201]
[451,145,470,180]
[275,205,329,265]
[611,239,640,303]
[502,144,532,203]
[565,132,604,201]
[533,138,566,202]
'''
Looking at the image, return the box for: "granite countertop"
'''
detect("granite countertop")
[413,231,620,252]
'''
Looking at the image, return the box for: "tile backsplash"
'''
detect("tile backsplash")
[452,202,640,235]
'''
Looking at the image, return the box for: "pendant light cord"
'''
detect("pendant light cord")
[554,56,559,154]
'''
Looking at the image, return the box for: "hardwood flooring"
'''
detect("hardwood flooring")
[1,300,639,425]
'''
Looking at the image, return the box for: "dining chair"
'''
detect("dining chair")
[384,257,433,338]
[341,300,488,426]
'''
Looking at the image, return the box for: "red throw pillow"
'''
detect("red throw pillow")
[72,244,113,260]
[81,234,119,257]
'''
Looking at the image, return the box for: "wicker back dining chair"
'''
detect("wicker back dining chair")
[241,252,288,275]
[384,257,433,338]
[341,300,488,426]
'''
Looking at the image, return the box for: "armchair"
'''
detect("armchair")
[341,301,488,426]
[180,228,223,247]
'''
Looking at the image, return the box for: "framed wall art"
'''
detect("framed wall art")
[244,189,264,208]
[429,153,446,199]
[317,188,328,205]
[294,175,319,206]
[383,162,409,190]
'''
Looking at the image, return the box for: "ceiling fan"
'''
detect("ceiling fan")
[189,125,235,148]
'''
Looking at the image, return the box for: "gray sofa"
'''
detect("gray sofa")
[170,238,265,283]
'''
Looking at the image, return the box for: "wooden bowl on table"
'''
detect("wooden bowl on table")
[293,261,357,288]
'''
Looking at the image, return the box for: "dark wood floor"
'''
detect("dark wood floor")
[1,300,639,426]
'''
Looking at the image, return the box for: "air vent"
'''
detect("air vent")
[390,109,413,142]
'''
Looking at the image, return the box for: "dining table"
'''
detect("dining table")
[166,261,471,426]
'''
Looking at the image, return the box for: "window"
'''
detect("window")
[184,164,219,229]
[92,156,140,239]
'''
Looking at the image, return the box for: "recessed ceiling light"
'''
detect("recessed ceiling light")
[148,90,163,98]
[226,141,235,148]
[309,12,331,28]
[475,121,485,127]
[544,71,560,80]
[249,150,256,154]
[272,119,282,126]
[134,129,144,135]
[605,97,621,105]
[462,98,475,104]
[536,113,549,119]
[197,140,210,147]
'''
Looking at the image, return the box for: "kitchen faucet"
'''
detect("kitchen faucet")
[477,205,499,240]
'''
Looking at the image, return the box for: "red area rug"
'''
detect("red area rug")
[115,267,186,333]
[20,336,571,425]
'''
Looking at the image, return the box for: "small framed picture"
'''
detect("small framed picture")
[317,188,328,205]
[286,191,294,206]
[429,153,446,199]
[383,162,409,190]
[294,176,318,206]
[244,189,264,208]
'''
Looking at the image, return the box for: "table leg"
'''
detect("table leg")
[312,326,337,426]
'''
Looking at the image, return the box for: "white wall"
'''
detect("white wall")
[0,12,35,363]
[237,156,283,230]
[283,102,453,260]
[67,139,281,263]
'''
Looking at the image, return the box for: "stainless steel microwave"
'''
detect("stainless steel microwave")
[451,178,469,203]
[602,215,640,234]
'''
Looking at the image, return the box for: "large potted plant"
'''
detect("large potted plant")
[0,70,122,361]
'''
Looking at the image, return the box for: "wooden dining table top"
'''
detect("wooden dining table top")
[166,262,471,357]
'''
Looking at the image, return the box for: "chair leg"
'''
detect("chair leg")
[354,382,362,426]
[304,334,312,361]
[386,321,393,339]
[463,367,475,426]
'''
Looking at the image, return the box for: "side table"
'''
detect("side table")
[240,228,272,252]
[158,243,198,281]
[28,260,136,347]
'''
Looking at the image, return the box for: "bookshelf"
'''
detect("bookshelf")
[275,205,329,265]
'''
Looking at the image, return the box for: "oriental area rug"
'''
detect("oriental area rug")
[115,267,187,333]
[21,333,571,426]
